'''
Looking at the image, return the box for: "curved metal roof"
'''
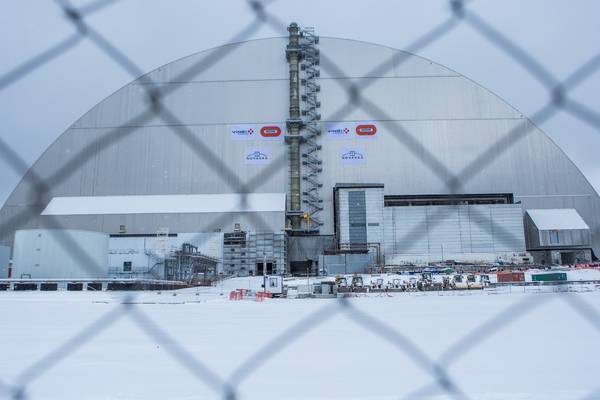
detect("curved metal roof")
[1,37,598,255]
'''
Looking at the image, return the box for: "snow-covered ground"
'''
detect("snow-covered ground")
[1,280,600,400]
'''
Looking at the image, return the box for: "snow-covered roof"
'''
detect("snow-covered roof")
[527,209,589,231]
[41,193,286,216]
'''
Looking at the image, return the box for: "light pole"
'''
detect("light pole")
[263,252,267,293]
[441,244,444,264]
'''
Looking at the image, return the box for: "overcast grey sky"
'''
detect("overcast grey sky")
[1,0,599,206]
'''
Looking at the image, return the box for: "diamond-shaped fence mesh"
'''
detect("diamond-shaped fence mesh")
[1,0,600,399]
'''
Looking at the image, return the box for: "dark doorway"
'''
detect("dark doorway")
[290,260,312,276]
[560,252,576,264]
[255,262,274,275]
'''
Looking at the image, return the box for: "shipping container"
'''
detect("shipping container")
[496,272,525,283]
[531,272,568,282]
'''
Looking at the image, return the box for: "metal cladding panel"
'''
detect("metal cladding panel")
[42,193,286,215]
[348,191,367,244]
[73,80,288,129]
[337,190,350,243]
[365,188,384,245]
[318,38,459,79]
[525,207,593,249]
[490,205,527,252]
[0,245,9,278]
[527,209,589,230]
[336,187,383,246]
[12,229,109,279]
[1,37,600,257]
[468,206,494,253]
[428,206,462,255]
[458,206,472,253]
[321,77,520,122]
[531,227,591,248]
[384,206,429,255]
[73,72,513,130]
[145,38,289,83]
[384,204,525,262]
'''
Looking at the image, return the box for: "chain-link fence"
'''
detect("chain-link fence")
[1,0,600,399]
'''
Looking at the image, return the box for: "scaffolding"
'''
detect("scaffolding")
[300,27,323,232]
[223,230,286,276]
[164,243,219,284]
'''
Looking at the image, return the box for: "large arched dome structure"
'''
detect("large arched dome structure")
[1,36,598,268]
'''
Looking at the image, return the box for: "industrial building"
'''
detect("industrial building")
[1,24,598,280]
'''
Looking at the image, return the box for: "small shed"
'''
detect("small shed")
[525,209,590,249]
[525,209,592,264]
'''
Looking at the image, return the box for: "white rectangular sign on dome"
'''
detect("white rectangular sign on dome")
[325,122,353,140]
[340,145,367,165]
[257,124,284,141]
[244,146,271,165]
[230,124,256,140]
[325,121,378,140]
[354,121,378,139]
[229,124,284,141]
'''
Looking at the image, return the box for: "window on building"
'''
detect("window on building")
[119,225,126,233]
[123,261,132,272]
[549,230,560,245]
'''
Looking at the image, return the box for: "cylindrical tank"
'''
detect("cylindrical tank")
[12,229,109,279]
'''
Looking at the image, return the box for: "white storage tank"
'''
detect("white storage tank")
[12,229,109,279]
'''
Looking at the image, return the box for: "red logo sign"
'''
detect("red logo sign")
[355,124,377,136]
[260,126,282,138]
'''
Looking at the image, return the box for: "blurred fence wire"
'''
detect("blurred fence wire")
[1,0,600,399]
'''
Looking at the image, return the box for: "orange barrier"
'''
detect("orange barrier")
[229,289,244,300]
[231,290,273,301]
[254,291,273,302]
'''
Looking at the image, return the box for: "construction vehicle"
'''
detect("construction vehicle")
[388,278,407,291]
[335,275,348,287]
[417,272,444,291]
[371,278,384,290]
[351,275,367,292]
[441,276,453,290]
[407,277,418,291]
[466,274,483,289]
[453,274,483,290]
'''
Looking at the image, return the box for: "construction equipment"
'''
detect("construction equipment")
[453,273,483,290]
